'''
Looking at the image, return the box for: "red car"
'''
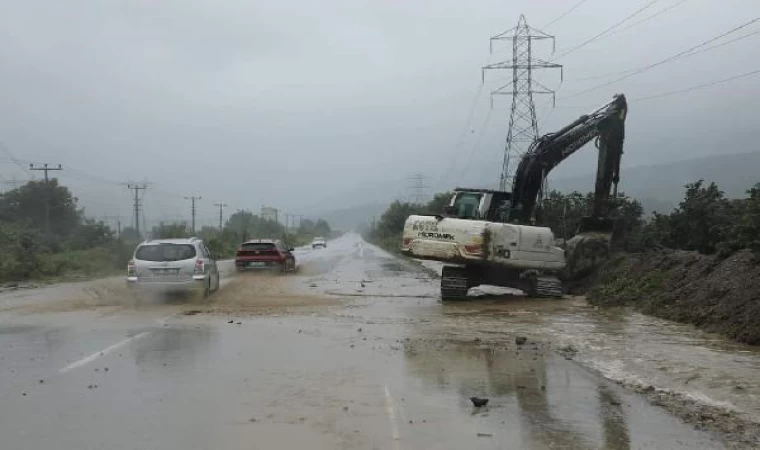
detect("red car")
[235,239,296,273]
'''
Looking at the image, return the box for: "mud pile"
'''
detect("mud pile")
[587,250,760,344]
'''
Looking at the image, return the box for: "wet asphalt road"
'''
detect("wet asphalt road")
[0,234,757,449]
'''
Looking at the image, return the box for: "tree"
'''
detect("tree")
[67,219,114,250]
[373,201,420,238]
[120,226,141,242]
[667,180,733,254]
[314,219,331,236]
[423,192,453,215]
[0,180,80,238]
[151,222,190,239]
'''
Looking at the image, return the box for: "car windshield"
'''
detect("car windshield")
[135,244,196,262]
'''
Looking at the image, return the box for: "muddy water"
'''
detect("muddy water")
[1,234,759,448]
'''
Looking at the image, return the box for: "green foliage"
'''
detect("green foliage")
[538,190,644,250]
[666,181,733,254]
[0,180,81,240]
[66,219,114,251]
[0,180,335,283]
[363,193,453,252]
[0,223,45,281]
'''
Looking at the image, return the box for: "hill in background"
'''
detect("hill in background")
[314,152,760,229]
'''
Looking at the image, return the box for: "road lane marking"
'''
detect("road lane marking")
[58,332,151,374]
[384,382,402,450]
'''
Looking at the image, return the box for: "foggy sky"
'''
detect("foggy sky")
[1,0,759,229]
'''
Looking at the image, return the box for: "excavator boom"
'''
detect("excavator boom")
[510,94,628,224]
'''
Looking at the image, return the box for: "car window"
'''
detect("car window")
[241,243,275,251]
[135,244,197,262]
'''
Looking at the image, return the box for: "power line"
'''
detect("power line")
[28,163,62,182]
[567,28,760,83]
[561,16,760,99]
[458,108,493,184]
[556,0,664,59]
[437,84,485,186]
[634,68,760,102]
[544,0,591,28]
[602,0,692,39]
[483,14,563,191]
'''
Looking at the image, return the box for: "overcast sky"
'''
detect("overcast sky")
[1,0,759,228]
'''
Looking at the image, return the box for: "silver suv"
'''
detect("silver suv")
[127,237,220,297]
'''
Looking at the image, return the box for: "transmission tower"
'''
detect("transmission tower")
[483,14,563,191]
[406,173,429,204]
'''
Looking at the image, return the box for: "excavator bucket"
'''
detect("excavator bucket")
[564,217,622,281]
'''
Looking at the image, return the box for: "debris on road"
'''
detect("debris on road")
[470,397,489,407]
[515,336,527,345]
[477,433,493,438]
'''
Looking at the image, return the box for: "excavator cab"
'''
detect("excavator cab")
[444,188,512,222]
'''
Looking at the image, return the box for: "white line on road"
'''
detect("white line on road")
[384,382,402,450]
[58,332,151,374]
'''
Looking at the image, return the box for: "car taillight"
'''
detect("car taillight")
[402,237,412,247]
[127,260,136,276]
[194,259,205,274]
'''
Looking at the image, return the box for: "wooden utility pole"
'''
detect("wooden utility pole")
[29,163,62,234]
[185,196,202,234]
[215,202,228,230]
[29,163,62,182]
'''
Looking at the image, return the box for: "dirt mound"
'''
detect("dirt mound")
[588,250,760,344]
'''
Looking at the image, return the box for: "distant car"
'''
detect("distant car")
[312,237,326,249]
[127,237,220,297]
[235,239,296,273]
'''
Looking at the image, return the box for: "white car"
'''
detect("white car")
[311,237,326,249]
[127,237,220,297]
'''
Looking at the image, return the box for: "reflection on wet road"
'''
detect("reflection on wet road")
[0,233,755,449]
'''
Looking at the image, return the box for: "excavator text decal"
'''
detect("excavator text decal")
[418,232,455,240]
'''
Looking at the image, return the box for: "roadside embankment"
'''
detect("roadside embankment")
[587,249,760,344]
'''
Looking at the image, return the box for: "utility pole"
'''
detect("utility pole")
[127,184,148,238]
[29,163,63,235]
[101,215,122,238]
[185,196,202,234]
[483,14,562,191]
[29,163,62,182]
[214,202,228,230]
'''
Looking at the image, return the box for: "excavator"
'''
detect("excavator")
[401,94,628,299]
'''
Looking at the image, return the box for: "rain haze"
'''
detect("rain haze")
[1,0,758,227]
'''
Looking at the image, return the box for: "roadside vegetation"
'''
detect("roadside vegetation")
[0,180,335,283]
[150,211,335,258]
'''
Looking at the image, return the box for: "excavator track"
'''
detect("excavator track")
[532,276,564,298]
[440,266,470,301]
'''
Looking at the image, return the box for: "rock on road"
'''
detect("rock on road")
[1,233,758,449]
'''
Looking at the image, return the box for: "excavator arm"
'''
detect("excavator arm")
[510,94,628,224]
